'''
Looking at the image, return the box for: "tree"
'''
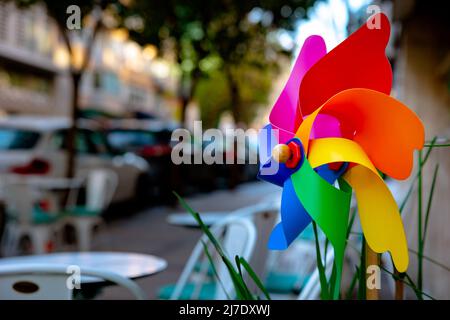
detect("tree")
[6,0,126,178]
[122,0,318,127]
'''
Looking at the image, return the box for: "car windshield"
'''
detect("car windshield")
[106,130,162,152]
[0,128,41,150]
[51,129,113,155]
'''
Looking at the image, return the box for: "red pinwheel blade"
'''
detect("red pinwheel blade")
[298,13,392,117]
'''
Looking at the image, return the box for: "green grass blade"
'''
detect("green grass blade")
[422,136,438,163]
[417,150,424,294]
[312,221,330,300]
[408,248,450,272]
[423,144,450,147]
[381,267,435,300]
[239,257,271,300]
[235,256,253,299]
[399,136,437,213]
[345,266,359,300]
[174,192,254,300]
[346,208,357,239]
[201,241,231,300]
[327,262,338,299]
[423,164,439,242]
[174,192,225,255]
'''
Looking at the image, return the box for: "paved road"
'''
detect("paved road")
[93,181,281,299]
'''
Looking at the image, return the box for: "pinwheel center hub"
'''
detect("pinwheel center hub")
[272,141,302,169]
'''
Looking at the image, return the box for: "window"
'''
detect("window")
[0,129,41,150]
[0,65,52,95]
[51,129,98,154]
[86,130,111,155]
[106,130,157,152]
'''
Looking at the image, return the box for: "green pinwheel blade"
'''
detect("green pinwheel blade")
[291,158,352,299]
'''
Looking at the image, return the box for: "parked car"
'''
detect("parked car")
[103,119,177,202]
[0,116,149,204]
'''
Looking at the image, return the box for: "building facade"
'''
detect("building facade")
[0,2,177,120]
[0,2,71,116]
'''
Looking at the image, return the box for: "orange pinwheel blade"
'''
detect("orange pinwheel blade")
[296,88,424,180]
[298,13,392,117]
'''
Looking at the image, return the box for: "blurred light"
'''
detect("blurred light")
[199,55,222,72]
[261,11,274,26]
[348,0,372,12]
[151,60,170,79]
[124,15,144,32]
[53,44,70,68]
[143,44,158,60]
[123,41,140,67]
[281,5,293,18]
[71,43,85,70]
[102,48,116,68]
[110,28,129,42]
[181,59,194,72]
[294,7,306,19]
[248,7,263,24]
[278,31,295,51]
[295,0,349,52]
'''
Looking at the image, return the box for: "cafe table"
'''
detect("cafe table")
[166,211,230,228]
[0,251,167,285]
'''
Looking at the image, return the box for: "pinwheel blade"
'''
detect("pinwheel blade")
[308,137,409,271]
[344,165,409,272]
[258,123,277,168]
[296,88,425,179]
[299,13,392,116]
[290,156,352,299]
[269,35,327,139]
[268,178,312,249]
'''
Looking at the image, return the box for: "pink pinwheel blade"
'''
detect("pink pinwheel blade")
[269,35,327,143]
[309,114,342,139]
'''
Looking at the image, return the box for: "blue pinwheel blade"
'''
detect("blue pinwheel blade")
[268,177,312,249]
[258,123,277,168]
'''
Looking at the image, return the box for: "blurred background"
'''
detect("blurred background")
[0,0,448,300]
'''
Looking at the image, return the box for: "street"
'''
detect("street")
[93,181,281,299]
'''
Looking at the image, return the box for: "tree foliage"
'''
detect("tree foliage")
[122,0,319,126]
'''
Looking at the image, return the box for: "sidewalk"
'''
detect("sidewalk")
[93,181,281,299]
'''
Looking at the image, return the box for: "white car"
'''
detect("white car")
[0,116,149,204]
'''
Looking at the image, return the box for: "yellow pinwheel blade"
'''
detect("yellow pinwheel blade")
[309,137,409,272]
[309,138,378,175]
[344,165,409,272]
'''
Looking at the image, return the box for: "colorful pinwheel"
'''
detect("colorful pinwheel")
[258,13,424,298]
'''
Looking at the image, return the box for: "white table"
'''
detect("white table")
[167,211,230,228]
[0,252,167,284]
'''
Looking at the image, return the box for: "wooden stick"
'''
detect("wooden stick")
[394,269,404,300]
[365,243,379,300]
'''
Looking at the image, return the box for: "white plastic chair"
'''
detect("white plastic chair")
[170,216,257,300]
[297,246,335,300]
[64,169,118,251]
[0,264,146,300]
[223,200,280,286]
[1,179,56,255]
